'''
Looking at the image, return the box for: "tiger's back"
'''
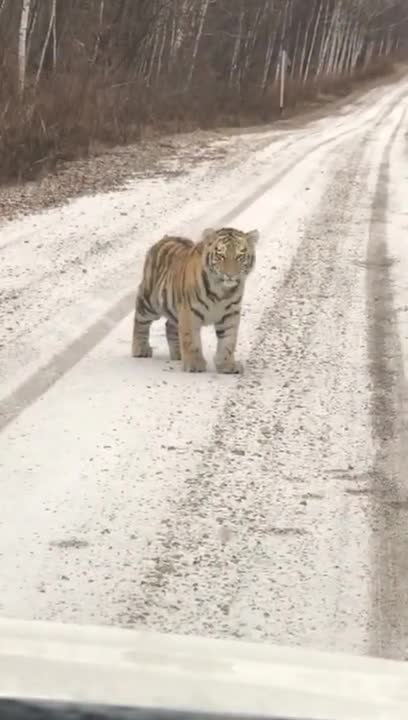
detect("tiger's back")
[132,226,259,373]
[138,234,201,322]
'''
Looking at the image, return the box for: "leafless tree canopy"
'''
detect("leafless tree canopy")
[0,0,407,182]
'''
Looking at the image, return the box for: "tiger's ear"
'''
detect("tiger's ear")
[246,229,259,244]
[202,228,216,242]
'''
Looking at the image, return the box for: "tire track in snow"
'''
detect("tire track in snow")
[366,107,408,660]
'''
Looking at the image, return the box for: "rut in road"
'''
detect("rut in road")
[366,108,408,660]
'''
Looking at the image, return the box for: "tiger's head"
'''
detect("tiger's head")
[201,227,259,286]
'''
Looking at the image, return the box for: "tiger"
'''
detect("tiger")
[131,226,259,373]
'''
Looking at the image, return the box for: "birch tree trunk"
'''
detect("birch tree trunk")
[52,0,57,71]
[35,0,56,86]
[297,16,312,80]
[18,0,31,95]
[274,1,289,82]
[317,3,340,77]
[303,1,323,82]
[169,0,190,67]
[185,0,209,90]
[91,0,104,63]
[229,7,244,89]
[26,2,39,60]
[261,32,277,92]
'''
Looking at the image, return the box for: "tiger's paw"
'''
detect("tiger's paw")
[216,359,243,375]
[169,348,182,361]
[132,344,153,358]
[183,355,207,373]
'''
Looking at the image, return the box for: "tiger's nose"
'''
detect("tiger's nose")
[224,262,237,276]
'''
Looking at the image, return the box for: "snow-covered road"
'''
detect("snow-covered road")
[1,78,408,660]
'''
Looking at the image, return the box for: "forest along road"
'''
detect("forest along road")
[1,77,408,661]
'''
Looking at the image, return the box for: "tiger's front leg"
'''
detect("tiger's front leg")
[178,308,207,372]
[165,319,181,361]
[214,314,243,374]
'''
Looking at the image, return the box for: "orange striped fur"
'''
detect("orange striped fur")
[131,226,259,373]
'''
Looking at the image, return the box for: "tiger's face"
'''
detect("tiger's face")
[202,227,259,286]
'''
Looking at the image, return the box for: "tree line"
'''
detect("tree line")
[0,0,407,183]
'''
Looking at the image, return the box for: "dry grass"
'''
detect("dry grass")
[0,57,396,186]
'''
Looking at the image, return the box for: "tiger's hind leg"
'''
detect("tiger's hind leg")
[165,320,181,361]
[131,290,159,358]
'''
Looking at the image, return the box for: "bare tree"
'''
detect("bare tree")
[18,0,31,94]
[35,0,56,86]
[185,0,210,90]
